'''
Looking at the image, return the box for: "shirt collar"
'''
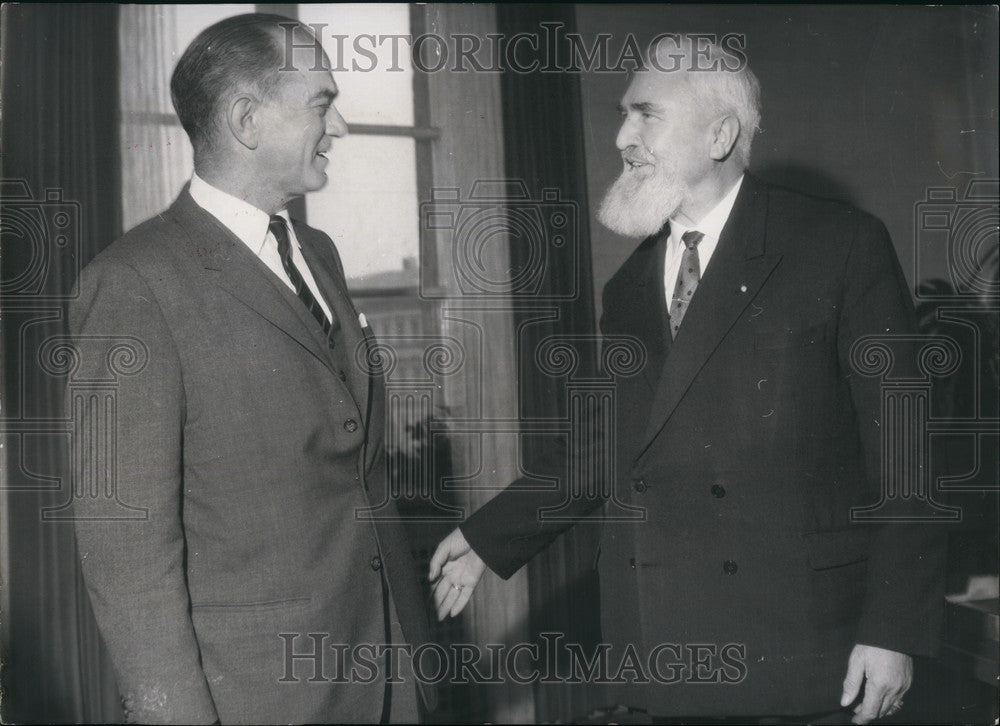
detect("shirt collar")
[669,174,744,243]
[188,173,292,254]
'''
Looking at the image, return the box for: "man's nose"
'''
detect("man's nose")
[326,105,348,137]
[615,117,639,151]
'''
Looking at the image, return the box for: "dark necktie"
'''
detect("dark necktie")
[668,230,704,339]
[268,215,336,336]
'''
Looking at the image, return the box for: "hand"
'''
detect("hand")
[429,527,486,620]
[840,644,912,724]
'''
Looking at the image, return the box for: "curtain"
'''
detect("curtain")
[423,4,536,723]
[496,4,604,723]
[119,5,192,231]
[1,4,123,723]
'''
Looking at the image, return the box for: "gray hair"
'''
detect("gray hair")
[171,13,319,158]
[648,35,762,167]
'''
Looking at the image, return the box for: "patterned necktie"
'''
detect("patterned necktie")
[668,230,704,339]
[268,215,337,336]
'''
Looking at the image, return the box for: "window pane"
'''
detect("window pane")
[172,4,254,61]
[298,3,414,126]
[305,135,419,289]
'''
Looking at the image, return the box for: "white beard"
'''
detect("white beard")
[597,158,688,239]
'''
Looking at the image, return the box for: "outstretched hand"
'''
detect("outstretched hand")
[429,527,486,620]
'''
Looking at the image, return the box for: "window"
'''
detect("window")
[298,3,428,291]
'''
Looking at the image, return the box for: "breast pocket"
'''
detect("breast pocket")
[803,527,871,570]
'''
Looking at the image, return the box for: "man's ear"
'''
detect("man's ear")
[709,114,740,161]
[227,95,260,150]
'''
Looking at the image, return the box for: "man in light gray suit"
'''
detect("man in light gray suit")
[71,14,433,723]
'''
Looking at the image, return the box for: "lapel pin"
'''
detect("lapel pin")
[359,313,369,328]
[740,284,748,293]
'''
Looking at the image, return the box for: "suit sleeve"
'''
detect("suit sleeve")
[460,439,605,579]
[459,330,618,579]
[70,257,219,723]
[836,214,947,657]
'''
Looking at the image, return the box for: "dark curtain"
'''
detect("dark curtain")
[497,5,605,722]
[1,4,123,723]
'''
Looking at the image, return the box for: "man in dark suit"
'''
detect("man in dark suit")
[430,36,945,724]
[71,14,432,723]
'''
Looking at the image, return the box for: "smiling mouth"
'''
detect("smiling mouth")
[624,158,651,171]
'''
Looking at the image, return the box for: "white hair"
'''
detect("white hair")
[649,35,762,167]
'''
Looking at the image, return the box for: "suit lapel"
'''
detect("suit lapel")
[167,190,337,375]
[636,175,782,462]
[294,223,369,413]
[634,231,673,391]
[295,226,385,474]
[359,325,386,475]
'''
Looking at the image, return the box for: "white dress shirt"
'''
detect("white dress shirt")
[188,173,334,322]
[663,175,744,309]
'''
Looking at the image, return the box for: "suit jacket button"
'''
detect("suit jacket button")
[629,557,636,569]
[723,560,738,574]
[344,419,358,432]
[711,484,726,498]
[633,479,648,493]
[370,556,382,571]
